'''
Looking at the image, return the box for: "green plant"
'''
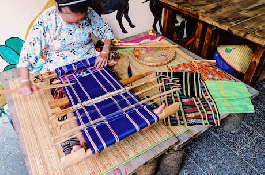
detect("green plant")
[0,37,24,71]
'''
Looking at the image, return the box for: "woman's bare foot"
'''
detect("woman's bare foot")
[153,103,165,115]
[142,103,166,131]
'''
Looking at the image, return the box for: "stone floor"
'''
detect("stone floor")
[0,80,264,175]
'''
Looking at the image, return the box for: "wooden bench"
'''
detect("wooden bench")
[161,0,265,86]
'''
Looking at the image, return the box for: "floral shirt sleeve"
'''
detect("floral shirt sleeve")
[18,6,114,73]
[18,13,47,71]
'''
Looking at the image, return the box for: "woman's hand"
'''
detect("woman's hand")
[95,51,109,70]
[18,81,38,95]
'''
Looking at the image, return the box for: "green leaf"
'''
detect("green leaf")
[5,37,24,54]
[0,46,19,64]
[4,64,17,71]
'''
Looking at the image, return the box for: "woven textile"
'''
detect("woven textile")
[157,72,220,126]
[217,45,253,74]
[55,58,159,154]
[168,60,233,81]
[205,81,254,114]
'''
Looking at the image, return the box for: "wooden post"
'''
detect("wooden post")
[201,25,215,58]
[162,6,176,39]
[243,46,264,85]
[193,21,203,55]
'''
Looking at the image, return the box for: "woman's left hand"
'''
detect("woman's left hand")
[95,52,108,69]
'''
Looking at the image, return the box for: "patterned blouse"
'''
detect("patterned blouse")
[18,6,115,73]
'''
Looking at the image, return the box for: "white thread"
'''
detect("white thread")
[58,0,86,6]
[21,79,31,83]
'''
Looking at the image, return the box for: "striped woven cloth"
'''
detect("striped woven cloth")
[157,72,220,126]
[55,58,158,154]
[205,81,254,114]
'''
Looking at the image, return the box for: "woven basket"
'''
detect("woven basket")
[132,39,176,66]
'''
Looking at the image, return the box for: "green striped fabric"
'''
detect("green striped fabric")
[205,81,254,114]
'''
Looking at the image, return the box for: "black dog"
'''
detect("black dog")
[88,0,135,33]
[143,0,164,33]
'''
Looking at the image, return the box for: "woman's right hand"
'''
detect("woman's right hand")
[18,81,38,95]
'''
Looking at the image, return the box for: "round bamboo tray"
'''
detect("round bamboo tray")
[131,39,177,66]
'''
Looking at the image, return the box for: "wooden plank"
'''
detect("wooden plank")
[229,14,265,46]
[201,0,265,31]
[200,0,246,14]
[161,1,199,19]
[243,46,264,84]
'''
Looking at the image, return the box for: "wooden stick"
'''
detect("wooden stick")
[48,71,154,109]
[52,87,179,142]
[112,44,178,48]
[0,83,75,94]
[119,71,153,84]
[60,101,180,169]
[41,72,57,80]
[50,77,160,118]
[48,98,70,109]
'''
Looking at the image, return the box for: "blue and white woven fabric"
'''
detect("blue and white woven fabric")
[55,58,158,154]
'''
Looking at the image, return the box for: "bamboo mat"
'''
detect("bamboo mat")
[113,44,194,136]
[9,78,177,175]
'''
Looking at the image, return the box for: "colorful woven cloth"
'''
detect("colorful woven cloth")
[205,81,254,114]
[55,58,158,154]
[157,72,220,126]
[168,60,233,81]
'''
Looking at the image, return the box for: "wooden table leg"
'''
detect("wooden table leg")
[201,25,220,59]
[243,46,264,85]
[162,6,176,39]
[193,21,203,55]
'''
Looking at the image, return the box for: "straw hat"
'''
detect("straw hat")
[217,45,253,74]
